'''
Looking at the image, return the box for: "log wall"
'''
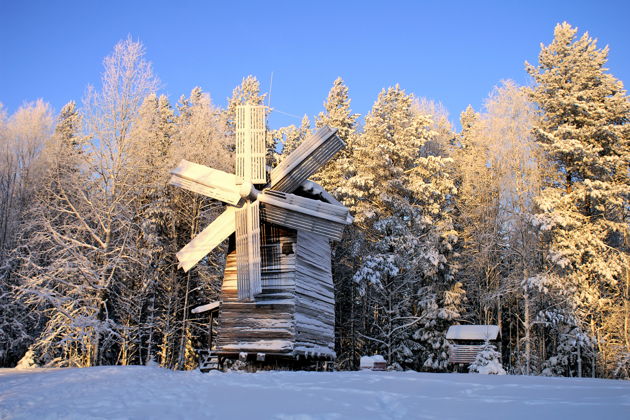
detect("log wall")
[215,224,336,360]
[216,224,297,355]
[294,231,335,358]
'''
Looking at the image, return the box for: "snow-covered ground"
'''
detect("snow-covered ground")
[1,367,628,419]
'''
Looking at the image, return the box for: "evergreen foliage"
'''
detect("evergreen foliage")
[527,22,629,378]
[469,340,506,375]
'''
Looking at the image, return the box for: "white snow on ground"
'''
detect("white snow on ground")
[0,367,629,419]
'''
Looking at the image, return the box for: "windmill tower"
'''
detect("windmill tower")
[169,105,351,368]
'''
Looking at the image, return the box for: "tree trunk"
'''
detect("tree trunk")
[524,291,531,375]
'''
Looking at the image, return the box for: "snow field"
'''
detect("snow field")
[1,366,629,419]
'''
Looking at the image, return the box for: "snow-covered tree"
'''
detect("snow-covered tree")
[113,93,176,365]
[414,98,454,157]
[273,114,311,164]
[0,100,53,254]
[527,22,630,378]
[163,87,232,369]
[349,85,461,370]
[16,38,159,367]
[469,340,506,375]
[225,75,266,135]
[0,100,54,366]
[313,77,359,202]
[451,80,559,375]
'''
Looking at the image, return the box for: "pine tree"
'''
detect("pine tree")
[225,75,266,135]
[273,114,311,164]
[313,77,359,202]
[527,22,630,378]
[350,86,461,370]
[117,93,176,365]
[457,105,479,149]
[307,78,362,369]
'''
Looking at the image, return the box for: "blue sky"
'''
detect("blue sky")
[1,0,628,130]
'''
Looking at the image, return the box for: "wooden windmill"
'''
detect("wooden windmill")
[169,105,351,368]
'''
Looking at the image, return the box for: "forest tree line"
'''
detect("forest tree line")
[1,22,628,379]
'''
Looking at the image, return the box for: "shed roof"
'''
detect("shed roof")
[446,325,500,340]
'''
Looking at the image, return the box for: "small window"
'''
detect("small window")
[281,242,294,255]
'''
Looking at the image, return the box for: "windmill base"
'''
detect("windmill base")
[198,349,334,372]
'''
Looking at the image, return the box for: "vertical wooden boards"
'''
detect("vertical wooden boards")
[236,105,266,185]
[293,231,336,358]
[176,207,236,272]
[235,201,261,300]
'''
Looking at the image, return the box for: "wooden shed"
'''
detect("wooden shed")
[446,325,501,366]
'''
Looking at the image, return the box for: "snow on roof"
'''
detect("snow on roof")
[360,355,386,369]
[191,301,220,314]
[297,180,354,223]
[446,325,500,340]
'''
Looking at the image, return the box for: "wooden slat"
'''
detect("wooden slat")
[236,105,267,184]
[235,202,262,300]
[448,344,485,364]
[215,225,337,359]
[259,191,349,241]
[175,207,236,272]
[270,126,345,193]
[293,231,336,357]
[169,159,241,205]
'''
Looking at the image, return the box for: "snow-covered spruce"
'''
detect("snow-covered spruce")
[468,341,506,375]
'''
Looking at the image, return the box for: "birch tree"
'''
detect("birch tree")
[17,38,158,367]
[0,100,53,254]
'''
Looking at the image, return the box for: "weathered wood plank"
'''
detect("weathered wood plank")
[175,208,236,272]
[169,159,241,205]
[292,231,336,356]
[270,126,345,193]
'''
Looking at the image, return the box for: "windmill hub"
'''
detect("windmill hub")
[238,181,257,200]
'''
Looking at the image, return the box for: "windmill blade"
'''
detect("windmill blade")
[176,207,236,272]
[170,160,241,205]
[270,126,345,193]
[258,191,350,241]
[235,201,262,300]
[236,105,267,185]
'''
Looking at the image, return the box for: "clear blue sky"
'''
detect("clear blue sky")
[1,0,628,130]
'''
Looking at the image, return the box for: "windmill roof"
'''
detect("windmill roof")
[296,180,340,205]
